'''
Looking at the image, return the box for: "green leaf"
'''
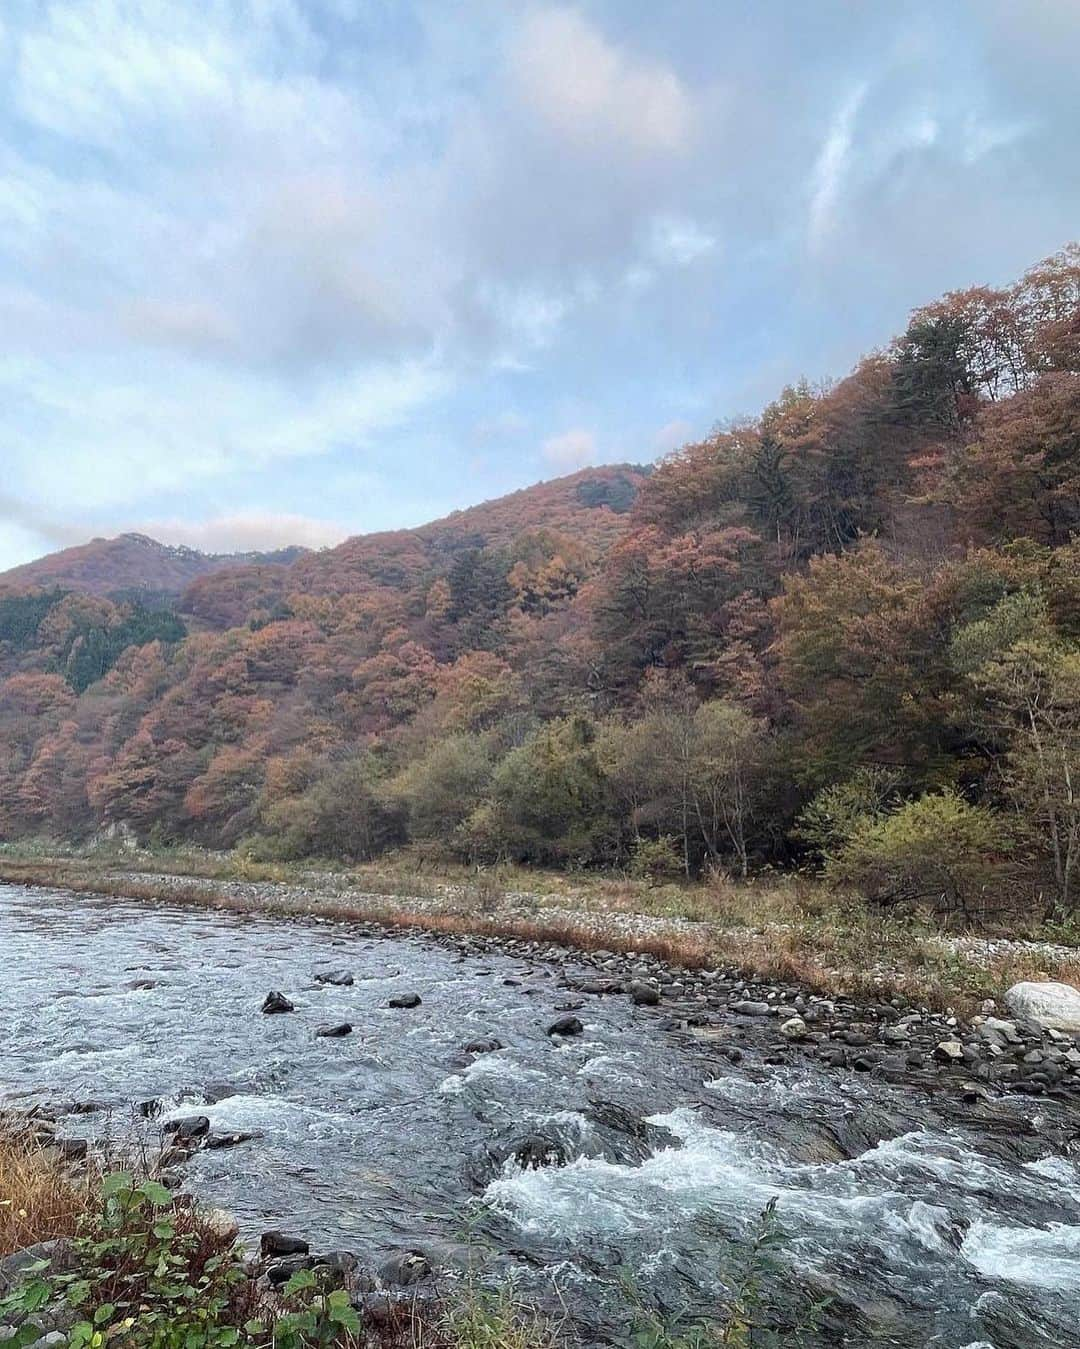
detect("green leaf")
[140,1180,174,1208]
[92,1303,116,1325]
[283,1269,316,1297]
[101,1171,134,1198]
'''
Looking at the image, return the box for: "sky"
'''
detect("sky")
[1,0,1079,570]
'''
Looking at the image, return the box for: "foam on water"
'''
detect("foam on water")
[961,1218,1080,1289]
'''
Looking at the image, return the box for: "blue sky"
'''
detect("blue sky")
[2,0,1079,569]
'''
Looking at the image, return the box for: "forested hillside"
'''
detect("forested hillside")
[2,532,308,603]
[1,248,1078,919]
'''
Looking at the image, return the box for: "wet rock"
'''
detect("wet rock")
[378,1250,431,1287]
[1005,981,1080,1036]
[388,993,421,1009]
[204,1131,259,1151]
[164,1115,210,1141]
[627,981,660,1006]
[547,1014,583,1037]
[315,1023,353,1038]
[262,991,295,1015]
[463,1036,503,1055]
[260,1231,310,1259]
[266,1256,314,1286]
[313,970,354,987]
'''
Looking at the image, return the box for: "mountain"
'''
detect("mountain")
[0,533,309,603]
[0,244,1076,904]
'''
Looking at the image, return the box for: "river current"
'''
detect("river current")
[1,884,1078,1347]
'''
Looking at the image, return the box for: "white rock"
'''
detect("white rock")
[1004,981,1080,1035]
[779,1015,808,1040]
[935,1039,964,1062]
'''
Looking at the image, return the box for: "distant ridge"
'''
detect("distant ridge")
[0,531,310,601]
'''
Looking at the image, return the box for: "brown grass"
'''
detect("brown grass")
[3,853,1080,1020]
[0,1128,95,1256]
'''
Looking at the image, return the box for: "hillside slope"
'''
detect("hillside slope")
[0,533,307,602]
[0,245,1076,915]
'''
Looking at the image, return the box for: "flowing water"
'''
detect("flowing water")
[1,884,1079,1347]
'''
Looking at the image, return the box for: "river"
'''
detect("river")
[1,884,1078,1347]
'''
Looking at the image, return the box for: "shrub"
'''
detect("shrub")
[628,836,684,883]
[793,766,903,864]
[826,790,1005,920]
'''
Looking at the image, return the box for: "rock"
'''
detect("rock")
[388,993,421,1009]
[546,1015,584,1037]
[315,1023,353,1038]
[53,1138,88,1161]
[266,1256,314,1286]
[378,1250,431,1287]
[779,1016,808,1041]
[627,981,660,1006]
[1004,981,1080,1036]
[463,1037,503,1055]
[0,1241,68,1296]
[262,991,295,1015]
[314,970,354,986]
[164,1115,210,1141]
[731,999,770,1017]
[203,1208,240,1242]
[204,1131,259,1151]
[977,1017,1024,1048]
[260,1231,310,1259]
[935,1040,964,1062]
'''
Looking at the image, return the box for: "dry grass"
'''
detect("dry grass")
[3,851,1080,1019]
[0,1127,95,1256]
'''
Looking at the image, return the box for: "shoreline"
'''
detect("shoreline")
[4,856,1080,1103]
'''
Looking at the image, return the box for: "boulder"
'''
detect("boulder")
[546,1014,583,1037]
[315,1023,353,1038]
[388,993,421,1009]
[463,1036,503,1055]
[314,970,354,987]
[627,981,660,1007]
[378,1250,431,1288]
[262,991,295,1015]
[1004,981,1080,1036]
[779,1016,808,1041]
[731,999,770,1017]
[261,1231,310,1259]
[935,1040,964,1062]
[164,1115,210,1141]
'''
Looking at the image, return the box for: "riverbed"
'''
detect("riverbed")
[1,884,1078,1347]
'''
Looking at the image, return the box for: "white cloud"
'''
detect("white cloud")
[510,7,693,157]
[140,511,348,555]
[807,83,867,253]
[2,353,448,510]
[541,427,597,470]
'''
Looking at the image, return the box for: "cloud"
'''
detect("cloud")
[542,428,597,470]
[807,83,868,253]
[139,511,349,555]
[509,7,693,157]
